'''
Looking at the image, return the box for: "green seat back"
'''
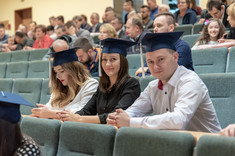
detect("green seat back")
[39,78,51,104]
[174,24,193,36]
[6,62,28,78]
[28,60,49,78]
[0,78,13,92]
[227,46,235,72]
[196,135,235,156]
[57,122,116,156]
[0,63,7,78]
[139,76,156,91]
[0,52,11,62]
[113,127,195,156]
[182,34,201,48]
[12,78,42,114]
[193,23,204,34]
[20,117,61,156]
[11,50,30,62]
[29,49,49,61]
[192,47,228,74]
[199,73,235,128]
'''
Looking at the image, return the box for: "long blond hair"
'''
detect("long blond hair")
[50,61,90,108]
[99,23,118,39]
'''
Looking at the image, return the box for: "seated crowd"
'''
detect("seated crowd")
[1,0,235,155]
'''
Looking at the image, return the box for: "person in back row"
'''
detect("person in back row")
[107,32,221,133]
[58,38,141,124]
[74,37,100,77]
[135,12,194,77]
[31,43,98,119]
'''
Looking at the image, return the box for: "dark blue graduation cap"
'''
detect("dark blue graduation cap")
[100,38,136,57]
[52,47,79,67]
[0,91,33,123]
[141,32,184,52]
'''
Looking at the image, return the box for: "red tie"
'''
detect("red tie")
[158,80,163,90]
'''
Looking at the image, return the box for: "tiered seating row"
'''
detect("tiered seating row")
[20,117,235,156]
[0,49,48,62]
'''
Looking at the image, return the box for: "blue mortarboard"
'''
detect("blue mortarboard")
[52,47,79,67]
[100,38,136,57]
[141,32,184,52]
[0,91,33,123]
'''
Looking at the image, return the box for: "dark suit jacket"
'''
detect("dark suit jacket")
[118,29,127,39]
[89,23,102,33]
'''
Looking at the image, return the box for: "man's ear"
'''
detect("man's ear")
[173,51,179,62]
[169,24,175,32]
[88,49,93,55]
[221,5,224,11]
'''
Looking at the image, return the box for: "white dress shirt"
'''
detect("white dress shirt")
[46,78,98,113]
[126,66,221,133]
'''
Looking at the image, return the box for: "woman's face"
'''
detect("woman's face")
[35,28,45,39]
[207,21,220,40]
[101,53,120,79]
[227,14,235,27]
[177,0,188,10]
[99,27,110,40]
[54,65,70,86]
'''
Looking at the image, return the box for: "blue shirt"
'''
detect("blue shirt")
[150,7,158,20]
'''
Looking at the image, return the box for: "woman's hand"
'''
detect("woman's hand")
[57,110,81,122]
[31,104,52,118]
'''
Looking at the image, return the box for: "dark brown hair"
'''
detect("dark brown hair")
[35,25,47,34]
[0,119,23,156]
[99,54,130,93]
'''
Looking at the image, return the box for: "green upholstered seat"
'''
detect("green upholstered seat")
[196,135,235,156]
[11,50,30,62]
[0,78,13,92]
[199,73,235,128]
[192,47,228,74]
[227,46,235,72]
[20,117,61,156]
[113,127,195,156]
[0,52,11,62]
[12,78,42,114]
[29,49,49,61]
[0,63,7,78]
[139,76,156,92]
[57,122,116,156]
[27,60,49,78]
[39,78,51,104]
[5,62,28,78]
[174,24,193,36]
[182,34,201,48]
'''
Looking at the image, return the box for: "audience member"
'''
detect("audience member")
[140,5,154,29]
[55,25,66,38]
[56,15,64,26]
[203,0,230,29]
[0,94,40,155]
[98,23,118,40]
[158,4,170,13]
[123,0,136,24]
[15,31,34,50]
[192,18,225,50]
[74,37,100,76]
[1,35,16,52]
[104,7,116,23]
[46,25,57,40]
[189,0,202,15]
[58,38,141,124]
[135,12,194,77]
[26,25,53,49]
[64,20,78,46]
[72,15,93,43]
[81,14,92,31]
[49,16,57,29]
[111,17,126,39]
[31,41,98,119]
[17,24,27,35]
[27,21,37,40]
[89,12,102,33]
[220,124,235,137]
[174,0,197,25]
[0,24,8,45]
[107,32,221,133]
[125,17,149,54]
[147,0,159,20]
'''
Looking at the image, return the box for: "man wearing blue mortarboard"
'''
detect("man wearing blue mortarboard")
[107,32,221,133]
